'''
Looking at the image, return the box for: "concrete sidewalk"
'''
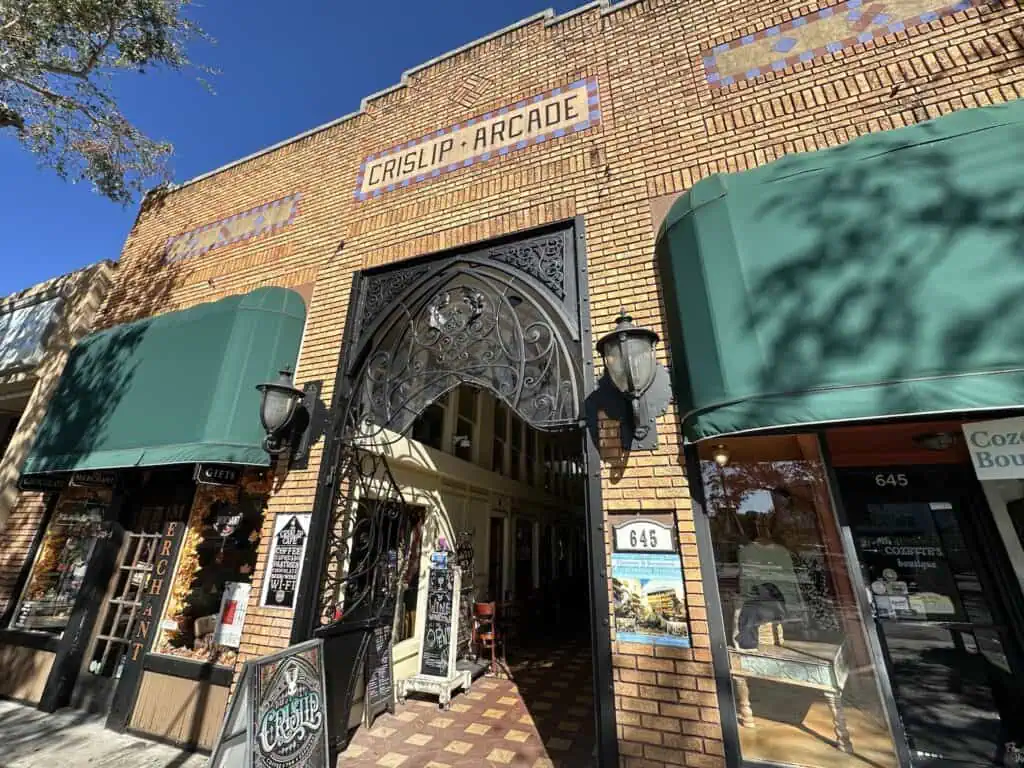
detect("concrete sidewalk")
[0,699,208,767]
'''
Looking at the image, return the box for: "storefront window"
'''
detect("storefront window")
[698,435,899,768]
[152,487,264,666]
[11,496,108,633]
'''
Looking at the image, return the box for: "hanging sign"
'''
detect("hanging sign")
[17,474,69,493]
[963,417,1024,481]
[208,639,329,768]
[70,470,117,488]
[195,463,243,487]
[355,78,599,201]
[260,514,311,609]
[214,582,251,649]
[613,519,676,553]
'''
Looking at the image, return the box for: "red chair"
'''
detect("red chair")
[473,602,503,676]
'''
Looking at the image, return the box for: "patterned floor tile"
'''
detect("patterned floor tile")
[376,754,408,767]
[338,636,597,767]
[486,748,517,764]
[443,740,473,755]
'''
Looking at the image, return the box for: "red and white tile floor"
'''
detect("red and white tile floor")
[339,642,597,768]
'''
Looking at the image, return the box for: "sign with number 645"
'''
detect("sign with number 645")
[613,519,676,553]
[874,473,909,487]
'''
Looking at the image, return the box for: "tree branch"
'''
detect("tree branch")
[38,17,118,79]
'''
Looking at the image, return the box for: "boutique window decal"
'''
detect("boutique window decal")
[354,78,600,200]
[163,193,302,265]
[703,0,979,89]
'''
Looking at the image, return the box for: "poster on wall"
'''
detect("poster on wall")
[215,582,251,649]
[260,514,311,610]
[611,551,690,647]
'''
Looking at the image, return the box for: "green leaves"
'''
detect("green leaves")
[0,0,212,204]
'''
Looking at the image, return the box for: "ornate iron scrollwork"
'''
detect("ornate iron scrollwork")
[360,267,579,438]
[487,234,566,299]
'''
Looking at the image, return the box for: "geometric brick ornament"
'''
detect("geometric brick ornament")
[703,0,978,88]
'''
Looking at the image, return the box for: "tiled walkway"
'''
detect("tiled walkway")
[340,640,596,768]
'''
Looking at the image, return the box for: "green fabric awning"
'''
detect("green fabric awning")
[23,287,306,473]
[656,98,1024,441]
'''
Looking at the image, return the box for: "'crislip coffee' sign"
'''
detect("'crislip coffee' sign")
[208,639,329,768]
[354,78,599,201]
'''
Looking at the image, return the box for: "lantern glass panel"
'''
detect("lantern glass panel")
[602,337,630,394]
[626,335,657,394]
[260,386,296,433]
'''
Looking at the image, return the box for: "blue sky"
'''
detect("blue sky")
[0,0,587,296]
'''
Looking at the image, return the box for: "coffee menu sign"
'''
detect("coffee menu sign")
[209,639,329,768]
[260,514,311,609]
[355,78,600,200]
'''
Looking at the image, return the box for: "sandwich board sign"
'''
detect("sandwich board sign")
[208,638,329,768]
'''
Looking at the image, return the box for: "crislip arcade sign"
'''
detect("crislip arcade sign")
[354,78,600,200]
[209,638,330,768]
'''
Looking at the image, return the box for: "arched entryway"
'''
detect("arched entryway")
[291,222,617,767]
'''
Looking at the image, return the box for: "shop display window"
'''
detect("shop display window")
[152,490,264,666]
[698,435,899,768]
[10,497,108,634]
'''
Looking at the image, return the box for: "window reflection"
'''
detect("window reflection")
[699,435,898,768]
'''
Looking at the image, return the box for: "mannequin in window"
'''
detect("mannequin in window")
[733,510,805,649]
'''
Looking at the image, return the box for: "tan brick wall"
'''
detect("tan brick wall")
[98,0,1024,764]
[0,262,116,616]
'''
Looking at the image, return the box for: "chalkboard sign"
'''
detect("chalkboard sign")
[364,621,395,727]
[419,565,461,679]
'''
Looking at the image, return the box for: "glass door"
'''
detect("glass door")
[836,466,1024,766]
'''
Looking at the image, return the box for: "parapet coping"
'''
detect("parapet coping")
[166,0,642,195]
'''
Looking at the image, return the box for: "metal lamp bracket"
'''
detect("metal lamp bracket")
[595,363,672,450]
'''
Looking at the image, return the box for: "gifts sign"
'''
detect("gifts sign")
[261,515,311,610]
[419,566,461,679]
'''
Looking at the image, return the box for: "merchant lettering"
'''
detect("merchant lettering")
[360,83,591,196]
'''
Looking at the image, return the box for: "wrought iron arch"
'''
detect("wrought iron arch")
[300,223,613,759]
[350,257,585,439]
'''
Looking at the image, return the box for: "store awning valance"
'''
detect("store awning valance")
[22,287,306,473]
[656,97,1024,441]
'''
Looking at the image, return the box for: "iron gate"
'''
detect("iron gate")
[293,222,617,764]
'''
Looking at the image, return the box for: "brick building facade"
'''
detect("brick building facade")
[2,0,1024,766]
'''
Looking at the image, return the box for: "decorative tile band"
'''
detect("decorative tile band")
[354,78,600,201]
[163,194,302,265]
[703,0,979,89]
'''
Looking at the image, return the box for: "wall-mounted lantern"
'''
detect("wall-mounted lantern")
[595,311,671,451]
[256,368,314,459]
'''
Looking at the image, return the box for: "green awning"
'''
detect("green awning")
[656,98,1024,441]
[23,287,306,473]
